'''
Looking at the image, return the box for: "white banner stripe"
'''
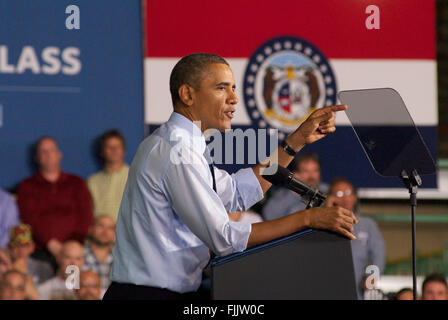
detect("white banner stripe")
[144,58,438,126]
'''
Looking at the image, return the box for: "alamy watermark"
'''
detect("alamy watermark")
[364,264,384,300]
[65,5,80,30]
[169,121,280,175]
[365,5,380,30]
[65,265,80,290]
[365,264,380,290]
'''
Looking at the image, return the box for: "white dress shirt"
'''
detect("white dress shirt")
[110,112,263,293]
[37,276,76,300]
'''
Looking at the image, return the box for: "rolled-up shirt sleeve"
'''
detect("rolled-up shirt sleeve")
[161,148,254,256]
[214,167,263,213]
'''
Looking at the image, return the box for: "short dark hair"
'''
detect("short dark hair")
[329,177,356,195]
[422,273,448,293]
[169,53,229,106]
[395,287,413,300]
[99,129,126,153]
[290,152,321,173]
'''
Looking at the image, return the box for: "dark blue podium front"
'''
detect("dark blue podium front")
[211,229,357,300]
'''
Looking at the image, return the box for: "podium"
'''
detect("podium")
[211,229,357,300]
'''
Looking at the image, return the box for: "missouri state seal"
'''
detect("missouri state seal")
[243,36,337,138]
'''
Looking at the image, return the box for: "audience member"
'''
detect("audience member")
[262,152,328,221]
[87,130,129,222]
[75,270,102,300]
[8,224,53,285]
[0,270,28,300]
[37,240,84,300]
[326,177,385,300]
[0,188,19,249]
[395,287,414,300]
[0,269,39,300]
[7,133,446,302]
[421,273,448,300]
[83,215,115,290]
[0,248,12,276]
[17,136,93,268]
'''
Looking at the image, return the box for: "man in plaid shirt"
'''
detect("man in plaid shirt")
[83,215,115,290]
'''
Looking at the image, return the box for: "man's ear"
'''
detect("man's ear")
[178,84,195,106]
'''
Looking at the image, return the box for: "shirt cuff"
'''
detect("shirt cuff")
[227,221,252,253]
[233,168,263,210]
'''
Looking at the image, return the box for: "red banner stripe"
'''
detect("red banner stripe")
[145,0,435,60]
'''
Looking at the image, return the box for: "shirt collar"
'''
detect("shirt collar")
[35,171,66,184]
[168,112,206,155]
[103,163,128,175]
[85,241,114,259]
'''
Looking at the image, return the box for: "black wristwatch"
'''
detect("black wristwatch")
[280,140,298,156]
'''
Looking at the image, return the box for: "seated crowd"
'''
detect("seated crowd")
[0,131,446,300]
[0,130,124,300]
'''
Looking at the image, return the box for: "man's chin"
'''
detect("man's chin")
[223,121,232,131]
[216,124,231,132]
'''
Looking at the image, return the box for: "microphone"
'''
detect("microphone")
[261,164,327,208]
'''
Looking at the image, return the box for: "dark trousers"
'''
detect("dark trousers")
[103,282,210,300]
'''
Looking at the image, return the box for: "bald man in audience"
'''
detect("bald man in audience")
[0,270,28,300]
[37,240,84,300]
[76,270,102,300]
[17,136,93,269]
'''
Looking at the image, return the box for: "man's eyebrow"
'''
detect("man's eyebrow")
[216,82,236,88]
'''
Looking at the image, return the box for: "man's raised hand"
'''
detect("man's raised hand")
[290,104,347,146]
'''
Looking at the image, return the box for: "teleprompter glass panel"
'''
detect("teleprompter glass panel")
[338,88,436,177]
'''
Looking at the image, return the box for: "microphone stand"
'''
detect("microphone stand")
[305,189,327,209]
[400,169,422,301]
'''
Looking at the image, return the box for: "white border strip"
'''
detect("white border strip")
[358,169,447,199]
[144,58,438,126]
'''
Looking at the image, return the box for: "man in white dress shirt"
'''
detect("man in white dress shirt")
[104,53,357,300]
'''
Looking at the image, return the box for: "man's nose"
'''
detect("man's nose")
[228,90,238,105]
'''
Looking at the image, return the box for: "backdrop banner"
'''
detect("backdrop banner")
[144,0,437,188]
[0,0,144,190]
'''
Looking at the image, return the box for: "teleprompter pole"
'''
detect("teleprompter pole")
[400,169,422,301]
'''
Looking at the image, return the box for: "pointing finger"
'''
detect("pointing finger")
[312,112,332,125]
[323,104,347,113]
[317,127,335,134]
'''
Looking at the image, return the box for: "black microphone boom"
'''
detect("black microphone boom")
[261,164,327,208]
